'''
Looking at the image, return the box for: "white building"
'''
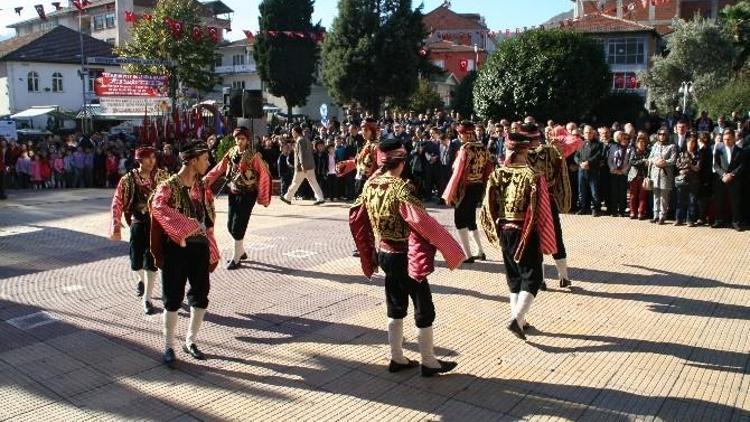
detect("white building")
[6,0,232,47]
[0,26,119,122]
[214,39,261,92]
[212,38,343,122]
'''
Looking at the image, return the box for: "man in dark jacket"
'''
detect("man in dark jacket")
[574,125,604,216]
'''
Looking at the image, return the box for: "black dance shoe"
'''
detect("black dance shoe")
[143,300,155,315]
[539,281,548,291]
[226,260,241,270]
[183,343,206,360]
[279,196,291,205]
[474,253,487,261]
[420,360,458,377]
[136,281,144,297]
[388,358,419,373]
[507,319,527,341]
[163,348,177,368]
[463,256,476,264]
[313,200,326,206]
[240,253,248,261]
[559,278,571,288]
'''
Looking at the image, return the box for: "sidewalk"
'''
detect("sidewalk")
[0,189,748,421]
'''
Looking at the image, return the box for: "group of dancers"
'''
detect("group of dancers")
[109,118,580,372]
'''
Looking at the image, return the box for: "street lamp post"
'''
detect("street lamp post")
[678,81,694,114]
[473,44,479,70]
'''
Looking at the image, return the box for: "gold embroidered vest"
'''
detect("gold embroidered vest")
[225,146,259,192]
[357,175,422,242]
[160,175,215,229]
[527,144,571,212]
[356,140,379,177]
[483,165,537,222]
[461,142,490,184]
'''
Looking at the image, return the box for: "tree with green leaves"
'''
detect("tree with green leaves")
[116,0,220,93]
[321,0,426,116]
[395,78,443,114]
[473,29,609,122]
[720,0,750,71]
[253,0,320,117]
[641,17,735,113]
[450,71,478,119]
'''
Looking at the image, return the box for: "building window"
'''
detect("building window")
[93,15,105,30]
[232,54,245,66]
[606,38,645,65]
[87,69,104,92]
[232,80,246,90]
[612,72,640,90]
[431,59,445,69]
[105,38,116,45]
[214,55,223,68]
[52,72,63,92]
[27,72,39,92]
[105,13,116,28]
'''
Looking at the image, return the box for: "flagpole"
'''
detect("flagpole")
[79,7,87,135]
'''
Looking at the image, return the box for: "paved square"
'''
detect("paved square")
[0,189,748,421]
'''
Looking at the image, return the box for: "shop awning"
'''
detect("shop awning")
[10,107,57,119]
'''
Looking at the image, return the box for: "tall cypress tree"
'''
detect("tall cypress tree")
[253,0,319,117]
[321,0,426,116]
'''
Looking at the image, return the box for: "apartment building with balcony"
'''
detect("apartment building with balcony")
[6,0,232,47]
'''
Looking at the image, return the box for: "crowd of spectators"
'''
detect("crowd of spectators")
[1,108,748,233]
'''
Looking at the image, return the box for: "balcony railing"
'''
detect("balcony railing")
[215,64,256,74]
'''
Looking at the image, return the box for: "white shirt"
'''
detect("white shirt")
[327,153,336,175]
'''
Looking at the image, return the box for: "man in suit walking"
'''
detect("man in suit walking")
[280,126,325,205]
[712,129,745,231]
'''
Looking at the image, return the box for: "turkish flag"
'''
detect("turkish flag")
[243,30,255,41]
[192,25,202,42]
[459,59,469,71]
[34,4,47,20]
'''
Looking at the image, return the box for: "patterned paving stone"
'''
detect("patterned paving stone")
[1,189,749,421]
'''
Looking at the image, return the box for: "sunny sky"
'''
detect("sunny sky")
[0,0,574,41]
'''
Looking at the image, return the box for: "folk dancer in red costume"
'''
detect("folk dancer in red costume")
[203,127,272,270]
[150,141,220,367]
[442,120,493,263]
[109,146,169,315]
[480,132,557,340]
[340,117,381,258]
[523,122,582,289]
[350,138,466,376]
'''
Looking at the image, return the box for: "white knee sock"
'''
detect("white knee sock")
[417,326,441,369]
[555,258,569,281]
[470,230,484,255]
[186,307,207,347]
[231,239,244,263]
[163,310,177,350]
[387,318,408,364]
[457,228,472,257]
[143,270,156,302]
[509,293,519,319]
[135,269,145,283]
[515,291,535,328]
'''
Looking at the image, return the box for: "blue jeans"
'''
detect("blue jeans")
[578,170,600,212]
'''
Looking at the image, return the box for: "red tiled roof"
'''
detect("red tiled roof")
[566,13,657,34]
[423,6,486,31]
